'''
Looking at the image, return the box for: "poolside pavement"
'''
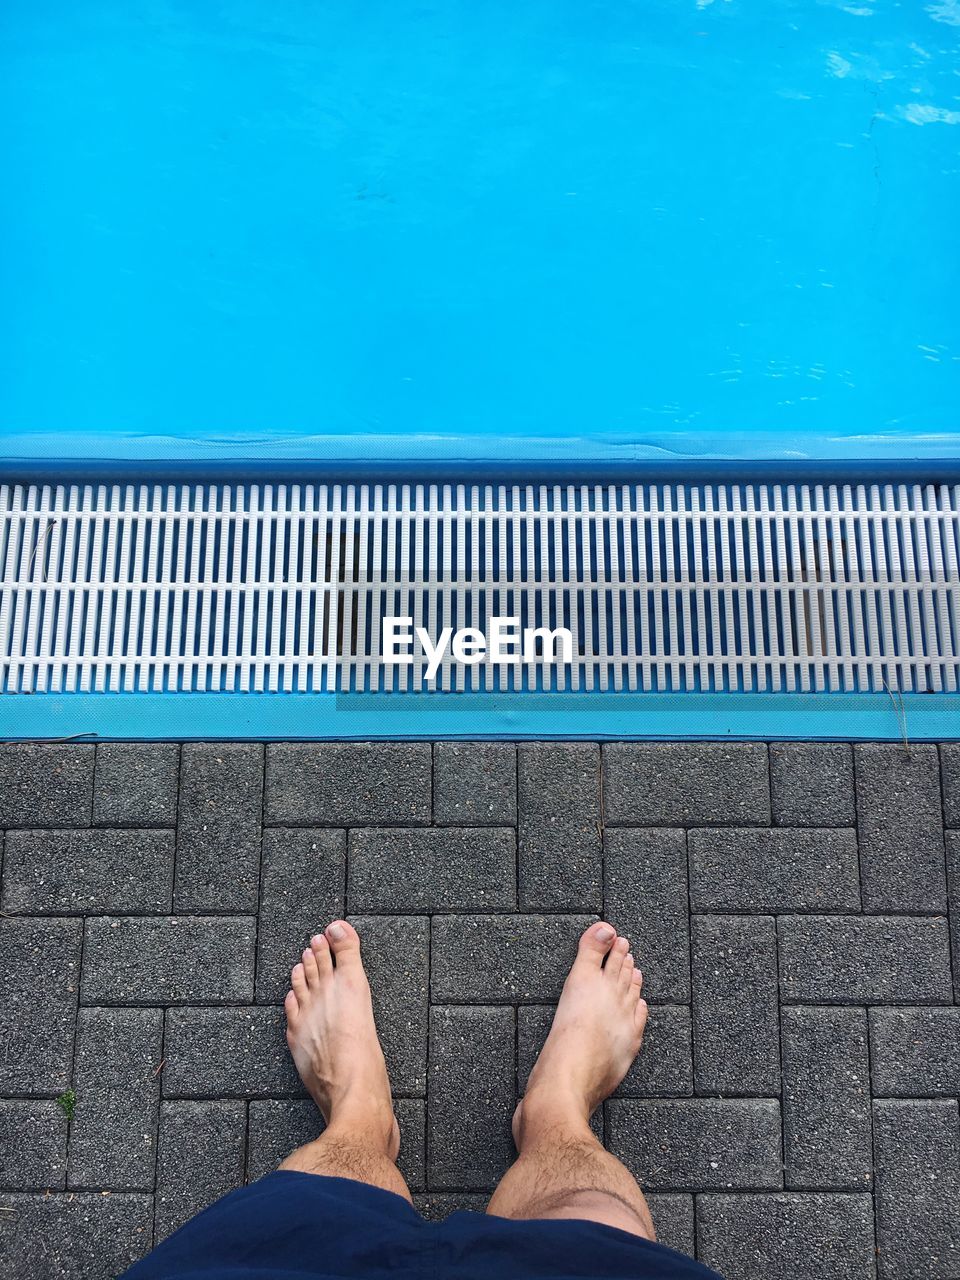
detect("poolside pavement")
[1,740,959,1279]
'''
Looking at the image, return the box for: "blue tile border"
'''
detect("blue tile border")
[1,691,956,742]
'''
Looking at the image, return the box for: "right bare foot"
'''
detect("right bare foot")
[284,920,399,1160]
[515,921,648,1149]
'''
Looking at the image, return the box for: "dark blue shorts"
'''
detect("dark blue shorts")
[122,1171,723,1279]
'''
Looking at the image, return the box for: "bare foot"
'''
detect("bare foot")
[284,920,399,1160]
[515,921,648,1148]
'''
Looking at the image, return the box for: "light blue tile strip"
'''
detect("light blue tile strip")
[1,692,955,742]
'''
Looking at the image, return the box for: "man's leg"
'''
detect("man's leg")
[486,921,655,1240]
[278,920,412,1203]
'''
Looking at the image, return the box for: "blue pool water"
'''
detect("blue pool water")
[1,0,959,470]
[2,2,959,742]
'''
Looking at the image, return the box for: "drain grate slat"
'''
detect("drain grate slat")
[1,481,958,696]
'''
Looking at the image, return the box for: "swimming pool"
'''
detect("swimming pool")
[2,1,958,739]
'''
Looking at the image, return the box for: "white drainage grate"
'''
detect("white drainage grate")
[1,480,958,696]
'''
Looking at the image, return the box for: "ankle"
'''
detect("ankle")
[516,1086,595,1151]
[325,1095,398,1158]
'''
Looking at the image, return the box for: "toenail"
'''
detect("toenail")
[311,934,323,946]
[328,923,345,941]
[595,924,615,941]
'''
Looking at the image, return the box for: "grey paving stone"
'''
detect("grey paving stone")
[0,916,81,1093]
[646,1193,695,1258]
[770,743,855,827]
[155,1100,246,1241]
[0,1192,153,1280]
[947,831,960,999]
[68,1008,163,1191]
[351,916,430,1096]
[81,916,256,1006]
[255,829,345,1002]
[869,1008,960,1097]
[518,742,601,911]
[414,1192,488,1219]
[93,743,179,826]
[855,743,946,913]
[781,1007,872,1190]
[517,1004,693,1100]
[692,916,780,1096]
[246,1099,319,1181]
[0,744,94,828]
[874,1099,960,1279]
[434,742,516,826]
[618,1005,693,1099]
[427,1006,515,1189]
[606,1099,783,1191]
[0,1101,67,1189]
[602,743,770,827]
[246,1098,426,1191]
[348,828,515,913]
[163,1007,303,1098]
[689,828,860,913]
[430,914,596,1004]
[604,828,690,1002]
[778,915,953,1004]
[1,828,174,915]
[942,742,960,828]
[265,743,431,825]
[176,743,264,912]
[697,1193,876,1280]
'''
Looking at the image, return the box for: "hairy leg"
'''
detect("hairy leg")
[279,1131,410,1201]
[279,920,412,1203]
[486,922,654,1239]
[486,1106,655,1238]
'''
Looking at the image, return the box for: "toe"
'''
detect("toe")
[605,935,630,978]
[290,961,308,1001]
[325,919,362,967]
[284,988,300,1025]
[311,933,333,976]
[632,968,644,989]
[574,921,617,968]
[620,951,635,988]
[635,997,649,1035]
[302,945,320,989]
